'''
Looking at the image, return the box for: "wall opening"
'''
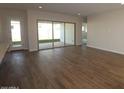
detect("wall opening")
[10,20,22,47]
[37,20,75,50]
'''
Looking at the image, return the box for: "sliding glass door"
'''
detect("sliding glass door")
[65,23,75,46]
[38,21,53,50]
[53,22,64,47]
[37,20,75,50]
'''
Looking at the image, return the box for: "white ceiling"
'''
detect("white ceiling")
[0,3,123,16]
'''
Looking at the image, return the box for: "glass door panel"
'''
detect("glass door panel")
[53,22,64,47]
[38,21,53,50]
[65,23,75,46]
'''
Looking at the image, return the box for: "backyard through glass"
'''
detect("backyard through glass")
[38,20,75,50]
[11,20,22,46]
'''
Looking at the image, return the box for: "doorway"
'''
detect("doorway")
[37,20,75,50]
[10,20,23,49]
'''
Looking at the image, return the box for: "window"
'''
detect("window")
[11,20,22,47]
[82,26,85,31]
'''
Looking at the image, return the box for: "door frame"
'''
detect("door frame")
[9,18,24,51]
[36,19,76,50]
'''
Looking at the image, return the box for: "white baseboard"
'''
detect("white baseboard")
[87,44,124,55]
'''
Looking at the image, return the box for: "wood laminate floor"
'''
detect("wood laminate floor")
[0,46,124,89]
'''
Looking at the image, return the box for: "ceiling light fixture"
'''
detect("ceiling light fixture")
[38,6,43,9]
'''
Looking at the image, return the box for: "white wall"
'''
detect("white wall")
[27,10,82,51]
[87,8,124,54]
[0,9,28,49]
